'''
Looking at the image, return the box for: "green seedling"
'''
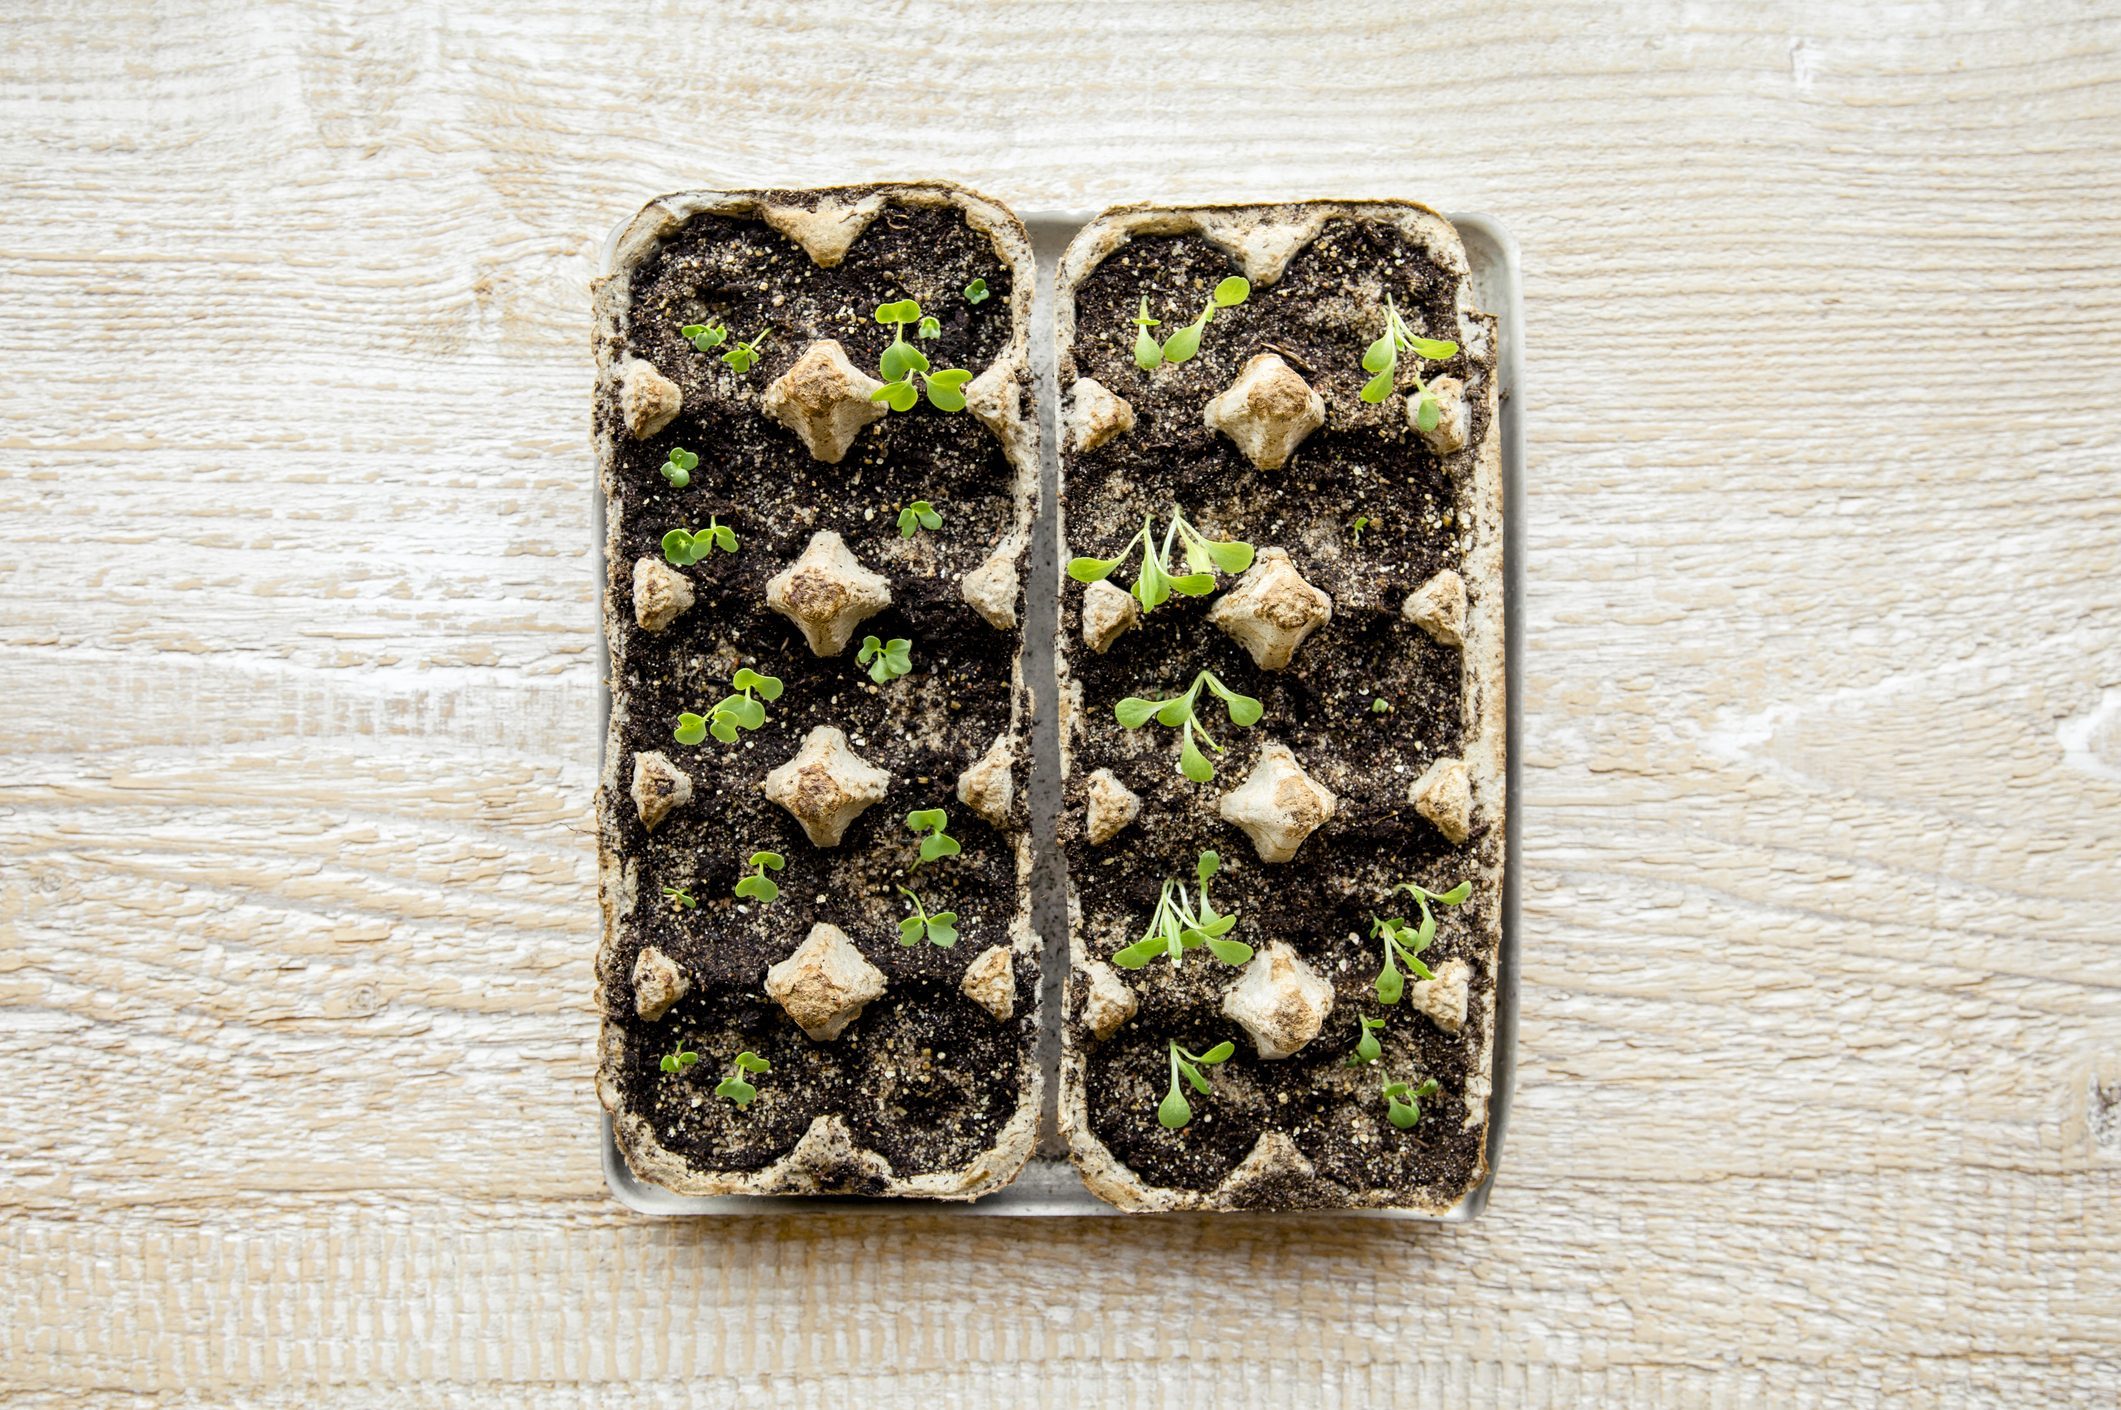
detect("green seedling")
[1111,851,1251,970]
[1372,697,1393,715]
[870,300,972,412]
[1371,879,1471,1004]
[733,851,784,903]
[1067,506,1255,615]
[1349,513,1374,545]
[905,808,960,868]
[1158,1039,1236,1129]
[659,1045,700,1075]
[964,277,990,304]
[1115,670,1263,782]
[675,668,783,746]
[659,884,696,911]
[1383,1075,1440,1129]
[1133,276,1250,369]
[857,635,913,683]
[680,320,729,353]
[721,329,769,373]
[661,515,738,566]
[918,315,941,339]
[895,887,958,948]
[660,446,700,488]
[897,499,943,538]
[715,1051,772,1108]
[1347,1015,1386,1066]
[1359,293,1460,429]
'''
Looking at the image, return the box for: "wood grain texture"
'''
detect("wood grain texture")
[1,1,2116,1405]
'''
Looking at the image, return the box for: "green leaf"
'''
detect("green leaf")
[899,916,925,945]
[1158,1086,1192,1129]
[673,448,698,470]
[1205,682,1263,727]
[1134,327,1163,370]
[874,299,921,325]
[661,529,695,566]
[1201,539,1254,573]
[720,695,765,730]
[1387,1095,1420,1129]
[926,377,967,413]
[1179,733,1214,783]
[1415,396,1441,433]
[677,1051,698,1069]
[1178,1058,1211,1095]
[733,875,778,902]
[917,315,940,339]
[660,463,690,488]
[660,1055,678,1073]
[919,833,960,864]
[1114,697,1162,729]
[1132,296,1160,328]
[1406,336,1459,361]
[926,913,958,948]
[1361,370,1396,404]
[1168,571,1217,597]
[737,1052,771,1073]
[964,278,990,304]
[882,380,919,412]
[1196,851,1221,884]
[710,525,738,552]
[710,717,739,743]
[929,367,971,389]
[1160,322,1203,365]
[1111,934,1168,969]
[715,1076,756,1108]
[1213,276,1250,308]
[1198,1041,1235,1064]
[1362,332,1397,376]
[1068,555,1120,583]
[1135,552,1172,612]
[752,852,784,871]
[1153,695,1193,728]
[1203,936,1253,967]
[1437,881,1471,905]
[674,713,706,746]
[1376,958,1405,1006]
[917,506,942,529]
[879,340,919,382]
[907,808,946,834]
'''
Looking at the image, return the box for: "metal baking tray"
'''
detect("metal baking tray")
[596,204,1522,1218]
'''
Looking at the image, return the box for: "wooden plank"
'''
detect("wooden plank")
[2,0,2118,1403]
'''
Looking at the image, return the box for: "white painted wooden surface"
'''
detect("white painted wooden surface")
[3,3,2117,1404]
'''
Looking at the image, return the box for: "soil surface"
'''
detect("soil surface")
[594,193,1034,1183]
[1059,215,1503,1207]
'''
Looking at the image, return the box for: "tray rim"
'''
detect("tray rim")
[593,201,1523,1219]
